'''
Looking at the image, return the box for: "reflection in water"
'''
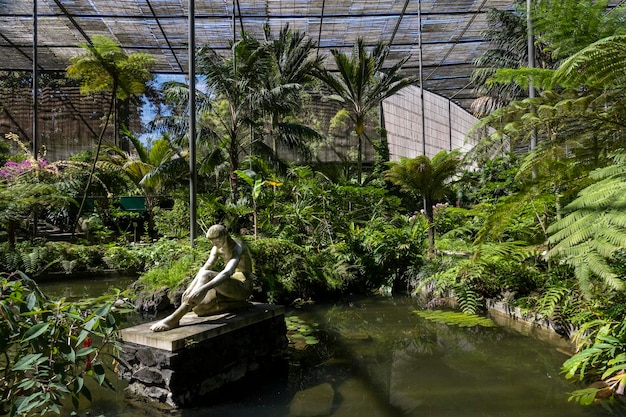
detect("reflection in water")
[38,274,137,301]
[38,281,609,417]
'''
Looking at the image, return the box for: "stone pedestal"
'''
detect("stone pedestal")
[119,303,287,408]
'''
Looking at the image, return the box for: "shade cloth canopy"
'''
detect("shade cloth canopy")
[0,0,523,111]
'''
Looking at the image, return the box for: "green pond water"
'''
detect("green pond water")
[37,278,613,417]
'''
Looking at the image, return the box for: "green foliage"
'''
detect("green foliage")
[553,34,626,89]
[0,241,109,276]
[0,271,127,416]
[343,217,427,292]
[66,34,154,100]
[476,192,555,245]
[102,245,144,271]
[153,199,192,238]
[563,319,626,404]
[533,0,626,61]
[547,152,626,297]
[246,237,335,304]
[416,309,496,328]
[417,242,541,314]
[134,239,209,292]
[138,253,200,293]
[455,153,521,206]
[384,149,463,250]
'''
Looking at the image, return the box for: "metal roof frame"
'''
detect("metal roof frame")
[0,0,519,111]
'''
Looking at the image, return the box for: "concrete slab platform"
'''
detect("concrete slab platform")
[120,303,284,352]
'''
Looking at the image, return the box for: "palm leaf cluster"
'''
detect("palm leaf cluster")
[470,7,531,117]
[66,34,154,101]
[315,38,418,182]
[384,149,461,250]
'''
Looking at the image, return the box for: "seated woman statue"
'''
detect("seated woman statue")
[150,224,254,332]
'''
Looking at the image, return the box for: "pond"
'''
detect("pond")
[37,278,610,417]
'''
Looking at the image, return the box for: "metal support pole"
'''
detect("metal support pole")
[527,0,536,150]
[189,0,197,245]
[33,0,38,157]
[418,0,426,156]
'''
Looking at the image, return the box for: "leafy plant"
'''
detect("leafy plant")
[563,319,626,405]
[0,271,127,416]
[286,315,320,348]
[546,151,626,298]
[384,149,462,251]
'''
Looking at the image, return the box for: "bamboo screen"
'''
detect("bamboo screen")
[383,85,482,160]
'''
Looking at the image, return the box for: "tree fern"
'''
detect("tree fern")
[547,152,626,296]
[553,34,626,89]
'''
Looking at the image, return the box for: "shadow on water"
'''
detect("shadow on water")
[38,278,614,417]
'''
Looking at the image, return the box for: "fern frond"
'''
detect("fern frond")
[456,287,481,315]
[605,211,626,230]
[573,263,593,300]
[546,210,594,235]
[547,215,598,250]
[536,286,569,317]
[554,35,626,89]
[568,177,626,210]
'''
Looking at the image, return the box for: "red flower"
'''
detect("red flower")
[83,336,92,348]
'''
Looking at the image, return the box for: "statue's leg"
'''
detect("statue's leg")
[194,273,253,316]
[150,270,217,332]
[214,272,253,300]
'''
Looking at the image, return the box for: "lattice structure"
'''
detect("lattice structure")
[1,0,518,111]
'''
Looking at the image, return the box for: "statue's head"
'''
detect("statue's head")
[206,224,228,240]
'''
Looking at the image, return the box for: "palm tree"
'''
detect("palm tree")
[66,35,154,235]
[384,149,462,252]
[315,38,418,183]
[103,131,188,236]
[259,24,324,163]
[196,32,271,197]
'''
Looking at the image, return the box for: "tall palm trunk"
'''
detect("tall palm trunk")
[72,87,116,239]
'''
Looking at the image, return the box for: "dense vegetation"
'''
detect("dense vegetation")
[2,0,626,414]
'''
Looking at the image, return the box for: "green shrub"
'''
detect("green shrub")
[137,252,200,292]
[103,245,144,271]
[247,237,329,304]
[344,217,427,292]
[153,201,190,239]
[0,271,127,416]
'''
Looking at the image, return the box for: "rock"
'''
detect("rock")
[289,382,334,417]
[133,366,164,385]
[136,348,157,367]
[332,378,393,417]
[134,288,172,314]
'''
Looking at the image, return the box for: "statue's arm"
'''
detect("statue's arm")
[192,244,242,294]
[202,246,218,270]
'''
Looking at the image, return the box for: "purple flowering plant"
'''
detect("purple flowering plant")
[0,133,60,182]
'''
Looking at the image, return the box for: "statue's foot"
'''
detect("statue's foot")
[150,317,179,332]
